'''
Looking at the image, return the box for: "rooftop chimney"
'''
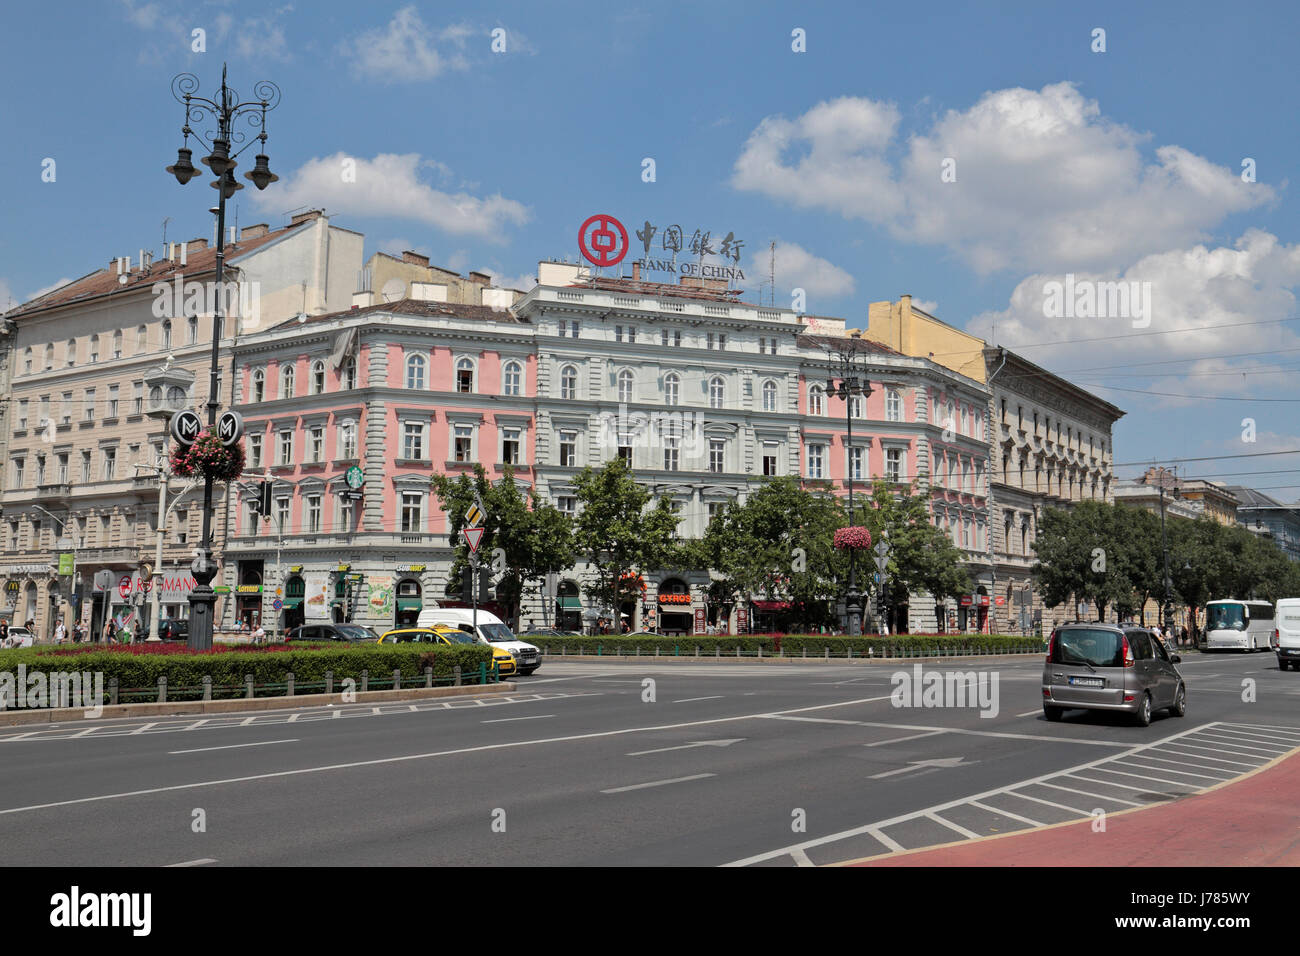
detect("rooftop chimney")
[469,271,491,287]
[290,209,323,226]
[240,223,270,240]
[187,238,208,252]
[631,261,641,281]
[402,251,430,267]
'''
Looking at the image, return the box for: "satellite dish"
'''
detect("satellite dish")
[381,278,405,303]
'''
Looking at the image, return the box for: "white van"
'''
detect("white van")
[1273,598,1300,671]
[417,607,540,675]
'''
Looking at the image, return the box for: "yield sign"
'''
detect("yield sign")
[463,526,485,553]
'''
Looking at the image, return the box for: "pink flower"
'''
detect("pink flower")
[834,526,873,550]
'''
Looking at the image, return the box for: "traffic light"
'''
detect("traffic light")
[462,566,474,600]
[258,481,272,517]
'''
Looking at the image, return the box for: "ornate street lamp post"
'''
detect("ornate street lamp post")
[166,65,281,650]
[826,355,872,636]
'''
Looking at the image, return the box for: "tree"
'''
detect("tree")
[1033,500,1155,621]
[571,457,681,615]
[853,480,970,611]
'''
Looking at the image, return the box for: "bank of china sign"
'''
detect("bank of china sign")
[578,214,746,283]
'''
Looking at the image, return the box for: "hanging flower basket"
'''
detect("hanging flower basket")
[834,526,873,550]
[170,429,245,482]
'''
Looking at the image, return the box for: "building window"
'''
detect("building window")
[617,370,633,404]
[809,385,824,416]
[962,519,971,549]
[44,344,54,369]
[338,496,355,533]
[500,361,522,396]
[557,496,577,516]
[886,388,902,422]
[102,447,116,481]
[187,315,198,345]
[341,358,357,390]
[135,325,147,352]
[849,394,864,419]
[251,369,265,403]
[89,334,100,363]
[560,365,578,400]
[614,325,624,343]
[502,427,521,465]
[456,358,474,393]
[107,385,119,419]
[559,431,577,468]
[401,492,424,533]
[161,321,172,351]
[807,444,824,479]
[664,373,680,406]
[311,360,326,394]
[886,448,903,483]
[57,453,68,484]
[848,446,864,481]
[558,319,580,338]
[66,338,76,366]
[661,329,680,347]
[453,424,473,462]
[275,497,290,531]
[305,495,322,533]
[618,444,632,466]
[112,329,123,358]
[80,450,90,483]
[709,376,725,410]
[762,443,778,476]
[83,388,96,422]
[403,422,425,460]
[338,421,357,459]
[35,454,45,486]
[132,382,143,415]
[308,425,324,462]
[280,364,295,399]
[23,347,32,373]
[16,399,26,431]
[663,434,680,471]
[709,439,725,474]
[762,380,778,412]
[406,354,426,389]
[278,430,293,465]
[248,433,263,468]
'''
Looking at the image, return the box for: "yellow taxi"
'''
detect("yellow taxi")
[377,625,517,677]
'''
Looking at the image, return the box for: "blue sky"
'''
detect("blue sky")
[4,1,1300,498]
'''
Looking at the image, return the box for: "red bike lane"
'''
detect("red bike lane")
[847,750,1300,867]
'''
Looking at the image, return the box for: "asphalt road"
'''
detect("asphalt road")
[1,650,1296,866]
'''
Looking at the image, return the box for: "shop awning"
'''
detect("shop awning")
[558,596,582,609]
[396,598,423,611]
[281,597,304,610]
[752,600,792,612]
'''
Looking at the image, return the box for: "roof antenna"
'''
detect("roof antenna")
[161,216,171,257]
[769,240,776,307]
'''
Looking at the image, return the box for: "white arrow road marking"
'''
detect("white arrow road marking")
[870,757,973,779]
[626,738,745,756]
[601,773,716,794]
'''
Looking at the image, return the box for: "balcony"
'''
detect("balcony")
[75,547,138,566]
[37,482,72,503]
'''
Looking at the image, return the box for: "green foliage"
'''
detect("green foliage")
[854,480,972,604]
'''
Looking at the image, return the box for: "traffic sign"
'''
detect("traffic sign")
[873,541,890,557]
[463,526,485,552]
[117,575,133,600]
[217,409,244,447]
[345,465,365,490]
[272,598,283,611]
[873,555,889,572]
[873,571,883,584]
[464,501,485,527]
[170,409,202,446]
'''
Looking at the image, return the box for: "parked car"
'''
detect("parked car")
[416,608,540,675]
[286,623,379,643]
[1043,623,1186,726]
[378,625,517,677]
[156,620,189,642]
[2,626,34,648]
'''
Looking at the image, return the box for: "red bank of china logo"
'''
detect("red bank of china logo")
[579,214,629,268]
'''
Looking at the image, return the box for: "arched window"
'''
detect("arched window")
[617,369,633,404]
[136,325,147,351]
[111,329,122,358]
[311,360,326,394]
[503,361,522,396]
[664,373,680,406]
[886,388,901,421]
[808,384,824,416]
[560,365,577,400]
[456,358,475,393]
[945,400,955,432]
[762,380,779,412]
[43,344,54,369]
[406,354,426,390]
[187,315,198,345]
[161,320,172,351]
[89,334,100,363]
[66,338,76,366]
[709,376,725,410]
[280,363,295,399]
[23,347,32,373]
[340,358,357,390]
[251,369,265,403]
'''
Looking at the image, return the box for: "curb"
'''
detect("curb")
[0,681,518,726]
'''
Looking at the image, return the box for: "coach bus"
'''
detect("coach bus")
[1204,599,1275,651]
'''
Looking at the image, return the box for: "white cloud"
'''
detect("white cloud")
[745,241,855,304]
[733,83,1273,275]
[971,229,1300,403]
[28,277,75,301]
[345,7,471,82]
[263,153,529,240]
[484,270,536,292]
[913,299,940,315]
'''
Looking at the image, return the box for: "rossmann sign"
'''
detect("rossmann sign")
[118,571,198,600]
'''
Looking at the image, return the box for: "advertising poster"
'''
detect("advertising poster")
[305,571,330,621]
[368,574,393,618]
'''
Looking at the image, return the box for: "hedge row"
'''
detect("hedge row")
[0,643,495,690]
[525,634,1043,657]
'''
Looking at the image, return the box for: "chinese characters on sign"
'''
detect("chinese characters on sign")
[580,215,747,283]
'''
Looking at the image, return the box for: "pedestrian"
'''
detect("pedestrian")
[0,619,8,644]
[134,619,143,643]
[54,619,66,644]
[252,622,266,644]
[101,618,114,644]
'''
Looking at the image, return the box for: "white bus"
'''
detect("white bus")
[1204,599,1276,651]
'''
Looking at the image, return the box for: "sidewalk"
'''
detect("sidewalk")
[850,749,1300,867]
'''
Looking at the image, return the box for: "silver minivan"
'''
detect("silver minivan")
[1042,624,1186,726]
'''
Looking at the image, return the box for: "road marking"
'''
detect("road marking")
[1165,740,1268,760]
[926,812,979,839]
[1085,765,1197,787]
[240,717,256,726]
[166,858,217,867]
[1005,790,1092,816]
[871,757,971,779]
[1111,759,1227,781]
[0,694,893,816]
[188,720,209,730]
[760,714,1126,747]
[627,739,745,756]
[790,847,815,867]
[968,799,1043,827]
[867,827,905,852]
[1015,710,1042,718]
[1188,733,1283,755]
[1154,745,1257,768]
[169,739,299,755]
[865,731,945,748]
[1039,779,1143,806]
[1221,721,1300,735]
[482,715,555,724]
[601,773,716,794]
[673,696,724,703]
[1201,726,1295,746]
[1127,754,1236,776]
[287,714,299,723]
[1058,774,1161,799]
[129,723,157,735]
